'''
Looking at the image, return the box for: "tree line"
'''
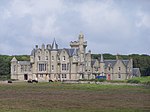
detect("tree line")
[0,54,149,78]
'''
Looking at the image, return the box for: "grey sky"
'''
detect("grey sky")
[0,0,150,55]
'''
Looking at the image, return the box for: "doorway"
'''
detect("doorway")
[24,74,28,80]
[107,74,111,80]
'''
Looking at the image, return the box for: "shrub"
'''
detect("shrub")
[107,80,126,83]
[127,79,140,84]
[96,78,106,82]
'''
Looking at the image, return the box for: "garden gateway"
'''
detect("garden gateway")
[11,33,141,81]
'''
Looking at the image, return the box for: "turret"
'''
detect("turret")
[100,53,104,63]
[46,44,51,49]
[11,57,18,79]
[52,38,58,50]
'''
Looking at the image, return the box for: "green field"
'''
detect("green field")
[0,82,149,112]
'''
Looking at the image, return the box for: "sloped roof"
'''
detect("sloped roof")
[11,57,17,62]
[122,60,129,66]
[31,49,36,56]
[133,68,141,76]
[91,59,97,66]
[61,48,79,57]
[104,60,117,67]
[104,60,129,67]
[52,38,58,49]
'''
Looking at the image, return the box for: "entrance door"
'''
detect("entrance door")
[24,74,28,80]
[107,74,111,80]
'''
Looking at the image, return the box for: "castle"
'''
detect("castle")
[11,33,141,81]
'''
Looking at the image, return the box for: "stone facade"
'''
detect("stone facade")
[11,33,141,81]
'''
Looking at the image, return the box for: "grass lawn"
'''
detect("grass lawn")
[0,82,149,112]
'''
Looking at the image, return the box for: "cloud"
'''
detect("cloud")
[0,0,150,55]
[136,11,150,28]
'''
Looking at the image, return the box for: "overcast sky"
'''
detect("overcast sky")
[0,0,150,55]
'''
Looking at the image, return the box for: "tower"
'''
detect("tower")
[78,33,87,62]
[51,38,59,80]
[11,57,18,79]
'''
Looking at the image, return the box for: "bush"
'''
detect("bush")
[142,81,150,85]
[127,79,140,84]
[107,80,126,83]
[95,78,106,82]
[0,75,10,81]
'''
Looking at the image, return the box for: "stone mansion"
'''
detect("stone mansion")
[11,33,141,81]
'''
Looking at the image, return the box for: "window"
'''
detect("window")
[52,65,54,71]
[58,74,60,78]
[62,64,67,70]
[63,56,65,61]
[38,56,40,60]
[14,65,16,71]
[67,63,69,70]
[46,56,48,60]
[118,73,121,78]
[86,62,88,66]
[109,67,111,71]
[24,65,27,71]
[44,64,46,71]
[21,65,23,72]
[118,67,121,71]
[62,74,66,78]
[52,56,54,61]
[39,64,47,71]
